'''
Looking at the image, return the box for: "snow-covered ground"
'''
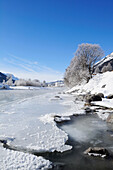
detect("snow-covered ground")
[0,147,52,170]
[0,87,85,169]
[66,71,113,121]
[10,86,42,90]
[66,71,113,96]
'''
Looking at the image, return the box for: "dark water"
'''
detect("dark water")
[49,114,113,170]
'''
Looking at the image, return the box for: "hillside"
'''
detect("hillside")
[67,71,113,96]
[0,72,7,83]
[0,72,18,83]
[94,52,113,73]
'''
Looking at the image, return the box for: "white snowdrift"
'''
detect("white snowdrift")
[67,71,113,96]
[0,88,86,168]
[82,71,113,96]
[66,71,113,121]
[0,148,52,170]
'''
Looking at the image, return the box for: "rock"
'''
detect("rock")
[101,84,106,88]
[84,107,93,113]
[75,94,85,101]
[54,115,70,123]
[0,139,7,144]
[51,96,62,101]
[106,114,113,123]
[55,96,61,98]
[97,93,104,98]
[107,94,113,99]
[85,94,102,103]
[84,147,109,158]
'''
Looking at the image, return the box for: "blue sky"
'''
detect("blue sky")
[0,0,113,81]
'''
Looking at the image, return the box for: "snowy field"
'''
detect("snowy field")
[0,87,84,169]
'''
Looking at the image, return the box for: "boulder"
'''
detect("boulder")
[54,115,70,123]
[84,147,109,158]
[107,94,113,99]
[55,96,61,98]
[97,93,104,98]
[101,84,106,88]
[85,94,102,103]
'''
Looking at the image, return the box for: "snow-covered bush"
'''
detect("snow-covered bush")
[64,43,104,87]
[14,79,42,87]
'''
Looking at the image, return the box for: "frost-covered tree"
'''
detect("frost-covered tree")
[64,43,104,87]
[14,79,42,87]
[2,80,6,85]
[14,79,27,86]
[42,80,47,87]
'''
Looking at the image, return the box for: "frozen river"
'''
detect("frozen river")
[1,87,113,169]
[0,87,79,169]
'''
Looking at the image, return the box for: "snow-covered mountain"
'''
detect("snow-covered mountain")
[47,80,64,87]
[0,72,7,83]
[5,73,19,81]
[0,72,19,83]
[67,71,113,96]
[94,52,113,72]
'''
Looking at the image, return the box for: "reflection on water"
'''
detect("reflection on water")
[52,115,113,170]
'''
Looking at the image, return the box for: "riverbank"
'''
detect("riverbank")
[1,86,113,169]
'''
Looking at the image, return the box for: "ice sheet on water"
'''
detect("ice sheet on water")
[0,88,74,153]
[0,87,85,168]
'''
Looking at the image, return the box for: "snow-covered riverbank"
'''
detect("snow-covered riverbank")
[1,71,113,169]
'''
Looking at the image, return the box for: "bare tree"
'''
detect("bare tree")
[64,43,104,87]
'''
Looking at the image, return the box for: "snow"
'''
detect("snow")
[5,73,19,81]
[82,72,113,96]
[0,87,85,168]
[0,84,9,89]
[96,111,109,121]
[10,86,42,90]
[88,152,106,158]
[67,71,113,96]
[66,71,113,121]
[0,148,52,170]
[93,99,113,109]
[54,116,71,123]
[94,52,113,67]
